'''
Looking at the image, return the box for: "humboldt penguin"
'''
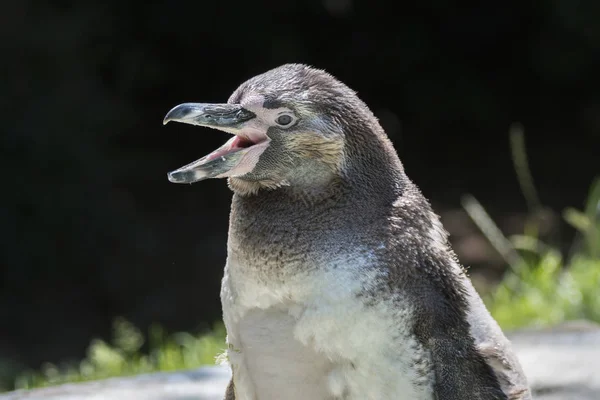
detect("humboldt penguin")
[163,64,531,400]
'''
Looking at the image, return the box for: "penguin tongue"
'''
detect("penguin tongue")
[167,135,270,184]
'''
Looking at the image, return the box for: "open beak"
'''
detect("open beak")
[163,103,269,184]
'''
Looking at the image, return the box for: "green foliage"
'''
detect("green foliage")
[466,129,600,330]
[485,180,600,329]
[479,134,600,329]
[13,318,226,391]
[563,177,600,259]
[487,253,600,330]
[463,178,600,330]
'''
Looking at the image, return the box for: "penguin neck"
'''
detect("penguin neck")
[227,140,414,285]
[231,155,406,243]
[232,125,408,216]
[279,160,344,204]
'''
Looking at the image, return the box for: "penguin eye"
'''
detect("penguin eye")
[275,114,294,127]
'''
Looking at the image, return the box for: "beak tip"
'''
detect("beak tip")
[163,103,194,126]
[167,169,204,184]
[167,171,182,183]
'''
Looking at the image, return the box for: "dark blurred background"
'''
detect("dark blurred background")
[2,0,599,384]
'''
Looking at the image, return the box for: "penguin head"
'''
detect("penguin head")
[164,63,388,195]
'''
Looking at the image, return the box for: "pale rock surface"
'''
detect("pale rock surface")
[2,321,599,400]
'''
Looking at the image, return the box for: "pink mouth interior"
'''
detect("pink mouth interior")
[207,135,257,161]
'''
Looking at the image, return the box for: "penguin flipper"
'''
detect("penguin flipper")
[426,334,508,400]
[411,285,509,400]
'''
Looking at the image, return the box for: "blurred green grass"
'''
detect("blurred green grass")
[10,320,227,392]
[463,176,600,330]
[4,131,600,393]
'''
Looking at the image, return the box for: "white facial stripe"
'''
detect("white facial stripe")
[240,95,296,129]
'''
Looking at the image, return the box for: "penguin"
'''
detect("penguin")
[163,64,531,400]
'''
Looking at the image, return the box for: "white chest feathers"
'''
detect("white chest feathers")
[220,256,435,400]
